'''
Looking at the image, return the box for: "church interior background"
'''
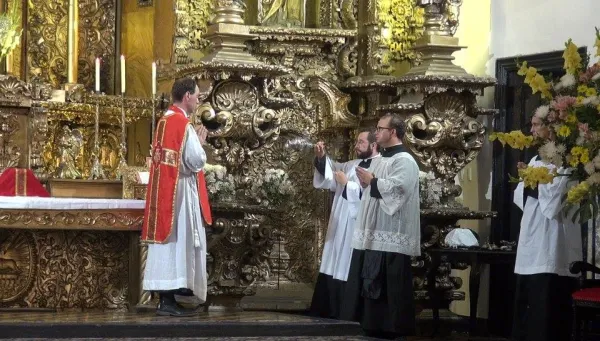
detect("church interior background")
[0,0,598,339]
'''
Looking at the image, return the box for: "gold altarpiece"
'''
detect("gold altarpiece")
[0,0,497,312]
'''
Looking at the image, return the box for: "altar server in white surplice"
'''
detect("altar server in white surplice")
[341,114,420,339]
[141,77,212,317]
[309,129,380,319]
[512,115,582,341]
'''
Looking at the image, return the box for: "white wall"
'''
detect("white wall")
[488,0,600,75]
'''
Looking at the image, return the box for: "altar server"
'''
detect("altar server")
[512,115,582,341]
[341,114,420,339]
[309,129,380,319]
[141,77,212,317]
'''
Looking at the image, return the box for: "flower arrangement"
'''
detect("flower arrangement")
[250,168,295,207]
[204,164,236,202]
[490,29,600,223]
[419,171,443,208]
[378,0,424,64]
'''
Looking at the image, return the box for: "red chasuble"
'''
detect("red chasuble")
[0,168,50,197]
[141,106,212,244]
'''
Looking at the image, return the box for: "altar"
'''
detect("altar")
[0,196,145,310]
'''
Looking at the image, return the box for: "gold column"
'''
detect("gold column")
[67,0,79,84]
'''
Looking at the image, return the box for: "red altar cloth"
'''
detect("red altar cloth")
[0,168,50,197]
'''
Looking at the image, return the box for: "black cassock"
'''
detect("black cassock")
[339,144,416,339]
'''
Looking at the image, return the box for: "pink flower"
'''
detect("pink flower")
[579,64,600,83]
[578,122,590,136]
[547,110,558,122]
[551,96,577,119]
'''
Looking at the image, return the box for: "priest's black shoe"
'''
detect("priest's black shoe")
[156,292,198,317]
[175,288,194,296]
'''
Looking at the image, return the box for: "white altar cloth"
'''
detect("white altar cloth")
[0,196,145,210]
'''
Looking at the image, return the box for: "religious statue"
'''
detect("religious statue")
[99,135,117,171]
[418,0,463,36]
[55,125,83,179]
[258,0,305,27]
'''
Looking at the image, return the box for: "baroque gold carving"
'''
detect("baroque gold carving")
[29,108,49,180]
[27,0,116,90]
[78,0,116,91]
[173,0,192,64]
[121,165,148,200]
[0,113,21,173]
[188,0,212,51]
[0,209,144,231]
[248,26,357,83]
[0,230,36,303]
[55,125,84,179]
[27,0,69,87]
[405,92,484,181]
[0,230,130,309]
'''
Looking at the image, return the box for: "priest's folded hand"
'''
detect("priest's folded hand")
[334,170,347,185]
[355,166,373,184]
[196,125,208,145]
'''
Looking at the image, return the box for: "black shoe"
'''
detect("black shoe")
[156,292,198,317]
[174,288,195,297]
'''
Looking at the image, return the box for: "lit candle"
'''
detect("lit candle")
[95,57,100,92]
[152,62,157,95]
[120,55,126,94]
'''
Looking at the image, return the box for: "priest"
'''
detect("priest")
[141,77,212,317]
[341,113,420,339]
[512,114,581,341]
[309,129,380,319]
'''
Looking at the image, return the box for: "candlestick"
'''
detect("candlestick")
[120,55,126,94]
[89,99,107,180]
[117,93,127,179]
[67,0,79,84]
[152,62,157,95]
[95,58,100,92]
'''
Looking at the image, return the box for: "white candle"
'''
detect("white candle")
[120,55,126,94]
[95,57,100,92]
[152,62,157,95]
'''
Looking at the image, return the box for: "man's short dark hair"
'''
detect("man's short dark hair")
[171,78,197,102]
[381,113,406,139]
[359,129,377,144]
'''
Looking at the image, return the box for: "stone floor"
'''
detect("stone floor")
[5,337,508,341]
[0,310,508,340]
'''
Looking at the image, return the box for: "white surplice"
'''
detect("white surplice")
[143,109,208,302]
[314,155,379,281]
[352,151,421,257]
[513,156,582,277]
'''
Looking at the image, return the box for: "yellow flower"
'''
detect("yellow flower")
[576,96,585,106]
[581,152,590,163]
[567,182,589,204]
[529,74,552,99]
[489,131,534,150]
[565,113,578,123]
[563,39,582,74]
[587,88,598,97]
[557,125,571,137]
[596,103,600,112]
[518,166,556,189]
[570,146,590,166]
[578,85,589,94]
[596,27,600,57]
[517,61,528,76]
